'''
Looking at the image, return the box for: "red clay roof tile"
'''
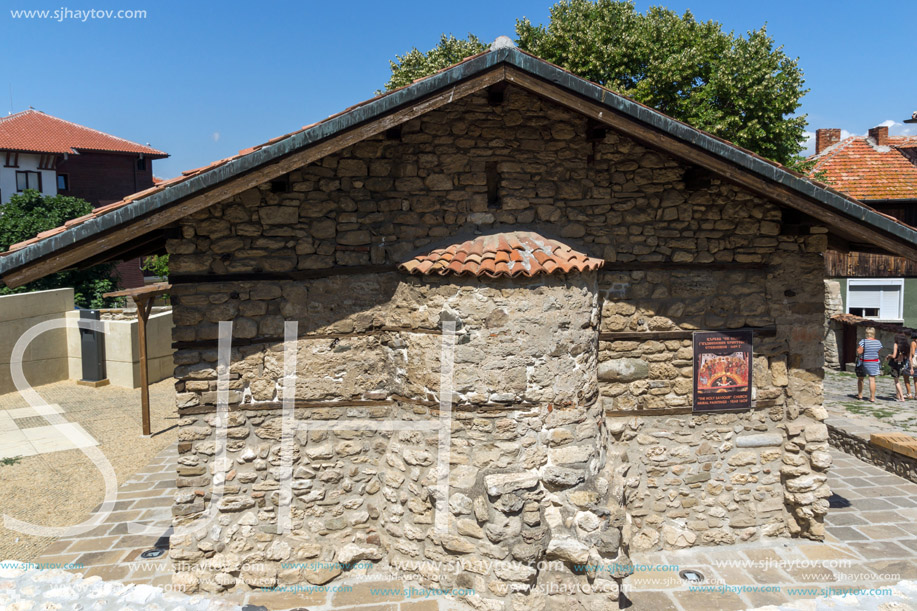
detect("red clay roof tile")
[0,109,167,157]
[808,135,917,201]
[398,231,604,278]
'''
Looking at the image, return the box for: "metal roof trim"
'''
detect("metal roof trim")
[3,45,916,277]
[0,49,510,275]
[503,51,917,247]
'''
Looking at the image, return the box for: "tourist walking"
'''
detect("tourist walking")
[909,332,917,399]
[901,330,917,399]
[856,328,883,402]
[887,333,910,401]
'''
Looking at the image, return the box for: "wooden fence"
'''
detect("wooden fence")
[825,250,917,277]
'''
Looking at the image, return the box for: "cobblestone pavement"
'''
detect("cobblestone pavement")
[823,370,917,434]
[625,448,917,610]
[0,378,178,561]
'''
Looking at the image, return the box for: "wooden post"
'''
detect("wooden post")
[135,295,153,437]
[102,282,171,437]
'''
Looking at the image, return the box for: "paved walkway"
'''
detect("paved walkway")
[823,370,917,434]
[626,448,917,610]
[0,378,177,561]
[31,443,177,588]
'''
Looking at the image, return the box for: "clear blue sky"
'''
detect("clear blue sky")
[4,0,916,178]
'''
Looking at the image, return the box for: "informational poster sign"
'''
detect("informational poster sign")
[693,330,753,412]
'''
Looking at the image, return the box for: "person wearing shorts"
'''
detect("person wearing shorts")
[857,328,882,402]
[908,332,917,398]
[887,333,909,401]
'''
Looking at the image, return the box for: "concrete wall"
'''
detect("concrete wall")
[0,288,173,395]
[65,310,174,388]
[0,288,74,395]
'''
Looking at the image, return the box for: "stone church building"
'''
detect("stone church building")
[3,39,917,609]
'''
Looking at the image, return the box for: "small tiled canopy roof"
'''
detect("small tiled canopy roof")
[399,231,604,278]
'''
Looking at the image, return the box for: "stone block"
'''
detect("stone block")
[735,433,783,448]
[598,358,649,382]
[484,473,540,497]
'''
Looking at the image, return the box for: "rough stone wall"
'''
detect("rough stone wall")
[167,85,815,277]
[171,399,626,609]
[172,272,628,608]
[172,273,598,409]
[597,248,830,550]
[824,280,843,370]
[828,423,917,484]
[167,84,830,602]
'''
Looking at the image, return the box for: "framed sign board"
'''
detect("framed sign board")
[693,330,753,412]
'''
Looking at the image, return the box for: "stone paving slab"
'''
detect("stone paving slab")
[0,378,178,561]
[624,448,917,610]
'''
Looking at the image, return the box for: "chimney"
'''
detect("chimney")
[815,128,841,154]
[868,125,889,146]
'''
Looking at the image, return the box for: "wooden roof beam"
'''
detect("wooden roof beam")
[1,67,506,289]
[504,67,917,262]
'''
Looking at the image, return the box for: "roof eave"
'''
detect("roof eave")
[504,52,917,247]
[69,148,169,158]
[2,46,916,277]
[0,49,511,276]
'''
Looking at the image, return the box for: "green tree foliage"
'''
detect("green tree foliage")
[384,1,808,165]
[382,34,488,93]
[142,254,169,278]
[0,190,121,308]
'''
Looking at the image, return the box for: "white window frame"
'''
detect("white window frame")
[846,278,905,322]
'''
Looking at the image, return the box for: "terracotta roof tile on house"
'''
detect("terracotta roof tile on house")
[399,231,604,278]
[0,109,167,157]
[809,135,917,201]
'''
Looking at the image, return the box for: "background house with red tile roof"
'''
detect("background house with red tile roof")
[809,124,917,337]
[0,109,168,287]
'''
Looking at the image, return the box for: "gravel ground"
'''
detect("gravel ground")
[0,379,177,562]
[0,562,241,611]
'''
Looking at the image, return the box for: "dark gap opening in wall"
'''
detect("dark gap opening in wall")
[486,162,501,208]
[385,126,402,141]
[683,165,713,192]
[586,119,607,143]
[488,82,507,106]
[270,177,289,193]
[780,207,812,235]
[586,119,606,166]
